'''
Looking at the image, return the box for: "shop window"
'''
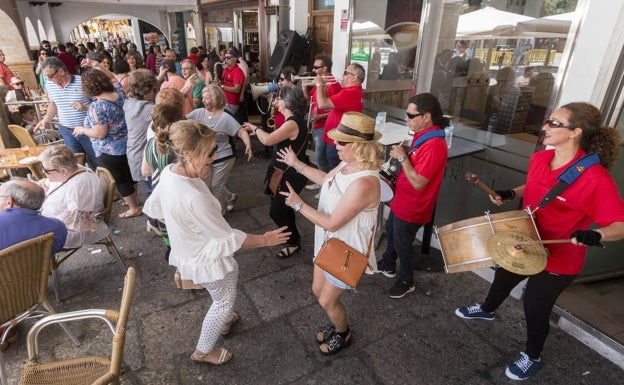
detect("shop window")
[349,0,423,114]
[314,0,335,11]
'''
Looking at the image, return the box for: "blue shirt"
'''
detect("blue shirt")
[0,208,68,254]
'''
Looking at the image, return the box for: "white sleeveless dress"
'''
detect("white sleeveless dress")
[314,164,380,288]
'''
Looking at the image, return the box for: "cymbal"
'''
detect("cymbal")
[487,231,547,275]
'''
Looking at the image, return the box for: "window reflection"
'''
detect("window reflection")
[428,1,577,146]
[351,0,423,111]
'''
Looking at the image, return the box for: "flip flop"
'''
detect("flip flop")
[119,209,142,219]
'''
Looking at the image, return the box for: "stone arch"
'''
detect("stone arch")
[24,17,39,49]
[37,19,48,42]
[0,7,36,89]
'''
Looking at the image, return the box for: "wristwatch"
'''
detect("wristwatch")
[397,155,406,163]
[293,202,303,212]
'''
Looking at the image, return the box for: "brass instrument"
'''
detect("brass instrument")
[290,74,339,86]
[266,99,277,129]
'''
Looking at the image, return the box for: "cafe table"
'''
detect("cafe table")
[0,146,47,172]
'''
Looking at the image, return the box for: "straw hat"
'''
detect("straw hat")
[10,76,24,85]
[327,112,382,143]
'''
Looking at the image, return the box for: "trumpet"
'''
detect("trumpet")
[290,74,339,86]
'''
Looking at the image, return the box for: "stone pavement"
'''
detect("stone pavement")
[3,141,623,385]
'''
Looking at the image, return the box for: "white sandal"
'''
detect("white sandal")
[191,348,232,365]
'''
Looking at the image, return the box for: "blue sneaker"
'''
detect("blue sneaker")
[455,303,495,320]
[505,352,543,380]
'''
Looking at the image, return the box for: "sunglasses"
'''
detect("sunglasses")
[46,68,59,80]
[343,70,356,77]
[208,146,217,157]
[279,77,286,81]
[43,168,58,174]
[224,55,234,60]
[312,65,324,70]
[336,141,352,146]
[406,111,424,120]
[15,82,24,86]
[545,118,572,129]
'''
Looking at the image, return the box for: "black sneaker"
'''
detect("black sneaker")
[388,280,415,299]
[375,260,397,278]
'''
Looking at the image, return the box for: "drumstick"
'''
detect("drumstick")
[497,239,572,246]
[465,172,498,198]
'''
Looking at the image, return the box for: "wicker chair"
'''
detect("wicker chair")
[7,124,37,148]
[51,167,126,302]
[0,233,80,385]
[19,266,135,385]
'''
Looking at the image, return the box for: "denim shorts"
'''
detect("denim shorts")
[313,255,353,290]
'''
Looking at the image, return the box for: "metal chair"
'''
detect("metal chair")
[0,233,80,385]
[7,124,37,148]
[51,167,126,302]
[19,267,135,385]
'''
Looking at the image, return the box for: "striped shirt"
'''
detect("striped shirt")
[45,74,90,128]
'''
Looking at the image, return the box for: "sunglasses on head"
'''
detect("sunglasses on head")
[545,118,572,129]
[406,111,424,120]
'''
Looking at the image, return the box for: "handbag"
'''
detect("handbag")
[315,228,375,288]
[267,132,309,198]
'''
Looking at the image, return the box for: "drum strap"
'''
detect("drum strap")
[407,130,446,155]
[536,152,600,209]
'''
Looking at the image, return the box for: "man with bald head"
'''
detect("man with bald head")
[0,178,67,253]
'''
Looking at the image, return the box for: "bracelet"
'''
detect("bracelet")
[595,229,605,241]
[254,127,259,134]
[295,161,305,173]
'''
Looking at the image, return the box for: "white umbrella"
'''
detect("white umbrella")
[457,6,534,39]
[514,12,574,38]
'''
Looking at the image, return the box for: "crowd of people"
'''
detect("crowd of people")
[1,38,624,382]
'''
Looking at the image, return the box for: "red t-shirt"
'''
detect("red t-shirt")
[57,52,77,74]
[222,64,245,106]
[322,85,363,144]
[0,63,16,90]
[523,149,624,275]
[310,81,341,129]
[390,126,448,223]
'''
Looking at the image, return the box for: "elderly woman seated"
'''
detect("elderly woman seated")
[39,145,109,249]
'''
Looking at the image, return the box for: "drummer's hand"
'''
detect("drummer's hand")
[390,144,407,159]
[279,182,302,209]
[570,229,604,247]
[276,146,297,167]
[489,194,504,206]
[490,189,515,206]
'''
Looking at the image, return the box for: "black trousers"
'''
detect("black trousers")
[481,268,576,359]
[269,170,307,247]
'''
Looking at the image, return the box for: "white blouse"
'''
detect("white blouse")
[143,165,247,284]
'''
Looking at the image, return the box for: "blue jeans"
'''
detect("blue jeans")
[325,143,340,171]
[379,211,422,286]
[312,128,329,173]
[58,125,98,169]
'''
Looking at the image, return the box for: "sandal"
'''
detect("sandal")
[220,312,240,335]
[191,347,232,365]
[276,245,300,259]
[319,329,352,355]
[119,208,142,219]
[316,324,335,344]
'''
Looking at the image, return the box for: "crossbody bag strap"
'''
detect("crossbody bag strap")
[407,130,446,155]
[536,152,600,209]
[46,169,87,197]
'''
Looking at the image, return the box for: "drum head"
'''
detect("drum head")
[487,231,547,275]
[380,178,394,202]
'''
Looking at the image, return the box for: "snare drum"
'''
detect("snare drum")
[434,210,540,273]
[379,176,394,202]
